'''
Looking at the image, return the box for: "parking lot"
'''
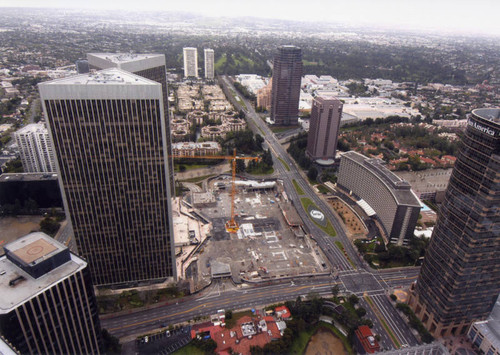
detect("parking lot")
[136,326,192,355]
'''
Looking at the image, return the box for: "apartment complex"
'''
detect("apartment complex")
[183,47,198,78]
[306,96,343,164]
[0,232,102,354]
[39,69,176,287]
[338,151,421,245]
[204,48,215,79]
[87,52,175,192]
[14,123,56,173]
[271,45,303,125]
[409,108,500,338]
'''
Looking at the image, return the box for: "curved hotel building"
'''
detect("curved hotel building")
[337,151,421,245]
[409,108,500,338]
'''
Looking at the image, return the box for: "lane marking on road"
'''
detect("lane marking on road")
[381,275,418,282]
[107,282,340,332]
[364,295,401,349]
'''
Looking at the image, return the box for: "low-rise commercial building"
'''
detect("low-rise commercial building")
[172,141,221,156]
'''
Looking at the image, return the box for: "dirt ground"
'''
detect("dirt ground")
[328,197,367,240]
[0,216,43,254]
[305,328,348,355]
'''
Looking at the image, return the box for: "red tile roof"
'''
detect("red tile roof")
[191,315,283,354]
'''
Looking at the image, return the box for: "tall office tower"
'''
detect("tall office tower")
[204,48,215,79]
[183,47,198,78]
[0,232,102,354]
[306,96,343,164]
[39,69,176,287]
[14,123,56,173]
[87,53,175,193]
[408,108,500,338]
[271,45,303,125]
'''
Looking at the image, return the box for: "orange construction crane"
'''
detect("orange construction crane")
[173,148,260,233]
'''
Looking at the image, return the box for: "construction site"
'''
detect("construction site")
[172,174,330,292]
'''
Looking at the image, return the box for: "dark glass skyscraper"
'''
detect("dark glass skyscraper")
[409,108,500,338]
[271,45,303,126]
[87,53,175,193]
[39,69,176,287]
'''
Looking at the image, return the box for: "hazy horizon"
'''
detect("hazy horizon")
[1,0,500,36]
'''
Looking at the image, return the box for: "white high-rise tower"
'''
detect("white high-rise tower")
[204,48,215,79]
[14,123,56,173]
[183,47,198,78]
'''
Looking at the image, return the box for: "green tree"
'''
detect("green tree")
[331,284,341,298]
[235,159,245,173]
[101,329,121,354]
[40,217,60,236]
[307,166,318,181]
[348,294,359,305]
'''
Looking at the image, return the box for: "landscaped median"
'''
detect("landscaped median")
[364,295,401,349]
[334,241,356,268]
[278,157,290,171]
[292,179,305,195]
[300,197,336,237]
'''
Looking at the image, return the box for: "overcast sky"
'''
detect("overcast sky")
[2,0,499,36]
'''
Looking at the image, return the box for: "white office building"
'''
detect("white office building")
[183,47,198,78]
[14,123,56,173]
[204,48,215,79]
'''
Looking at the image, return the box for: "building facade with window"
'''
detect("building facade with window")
[306,96,343,165]
[409,108,500,338]
[39,69,176,287]
[0,232,102,354]
[337,151,421,245]
[87,53,175,192]
[14,123,56,173]
[271,46,302,125]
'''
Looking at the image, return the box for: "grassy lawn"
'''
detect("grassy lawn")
[365,296,401,349]
[171,342,204,355]
[334,241,356,268]
[277,157,290,171]
[271,126,296,133]
[174,164,210,172]
[289,325,318,354]
[292,179,305,195]
[317,184,331,194]
[300,198,337,237]
[248,167,274,175]
[180,174,216,183]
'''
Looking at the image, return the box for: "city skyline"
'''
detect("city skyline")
[2,0,500,36]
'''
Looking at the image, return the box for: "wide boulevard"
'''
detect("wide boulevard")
[101,77,425,351]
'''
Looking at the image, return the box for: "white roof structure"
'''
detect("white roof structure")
[87,53,165,73]
[0,233,86,314]
[38,68,162,100]
[357,199,377,217]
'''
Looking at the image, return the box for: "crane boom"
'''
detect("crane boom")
[173,148,260,233]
